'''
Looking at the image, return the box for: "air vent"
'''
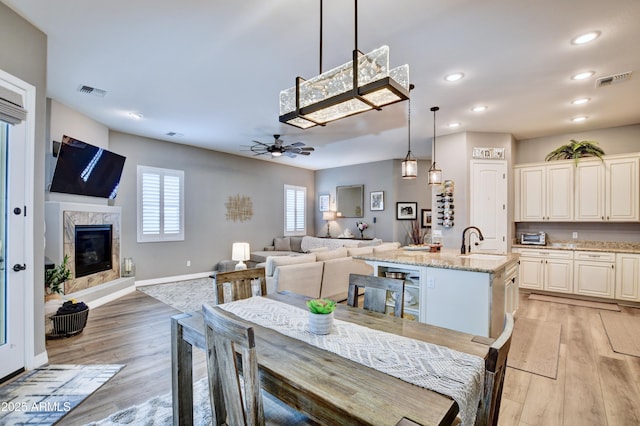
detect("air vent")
[77,85,107,97]
[595,72,632,88]
[165,132,184,137]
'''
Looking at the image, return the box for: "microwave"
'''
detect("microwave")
[520,232,546,245]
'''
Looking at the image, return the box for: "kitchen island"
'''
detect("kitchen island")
[353,248,520,338]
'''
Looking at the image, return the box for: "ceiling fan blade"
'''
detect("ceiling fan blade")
[284,152,297,158]
[251,140,269,146]
[300,147,315,151]
[298,151,311,155]
[290,141,305,147]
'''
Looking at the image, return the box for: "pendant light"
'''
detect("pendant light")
[427,106,442,185]
[401,84,417,179]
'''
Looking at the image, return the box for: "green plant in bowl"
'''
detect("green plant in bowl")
[545,139,605,164]
[306,298,336,314]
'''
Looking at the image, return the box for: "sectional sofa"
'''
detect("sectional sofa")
[263,242,401,301]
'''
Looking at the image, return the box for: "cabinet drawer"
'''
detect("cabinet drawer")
[515,249,573,259]
[574,251,616,262]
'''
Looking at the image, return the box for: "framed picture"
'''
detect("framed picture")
[370,191,384,211]
[396,202,417,220]
[421,209,432,228]
[318,194,330,212]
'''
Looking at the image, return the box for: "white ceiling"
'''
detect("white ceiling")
[6,0,640,170]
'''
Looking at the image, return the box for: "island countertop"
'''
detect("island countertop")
[353,248,520,273]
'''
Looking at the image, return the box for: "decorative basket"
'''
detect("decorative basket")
[46,307,89,339]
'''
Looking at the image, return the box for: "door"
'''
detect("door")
[0,121,26,379]
[606,157,639,221]
[575,161,604,221]
[470,160,507,253]
[546,164,574,221]
[519,166,545,221]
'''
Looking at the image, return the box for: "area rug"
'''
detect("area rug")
[529,293,620,311]
[0,364,124,426]
[600,311,640,358]
[507,318,562,379]
[138,277,215,313]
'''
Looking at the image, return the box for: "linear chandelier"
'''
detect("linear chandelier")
[279,0,410,129]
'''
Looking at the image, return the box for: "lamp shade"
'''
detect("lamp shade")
[232,242,250,262]
[322,211,336,221]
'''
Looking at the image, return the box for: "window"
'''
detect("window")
[284,184,306,236]
[137,165,184,242]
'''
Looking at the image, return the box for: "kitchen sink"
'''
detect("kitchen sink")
[458,253,507,261]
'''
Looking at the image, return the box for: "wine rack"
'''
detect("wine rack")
[436,180,455,228]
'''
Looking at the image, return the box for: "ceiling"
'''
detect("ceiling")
[6,0,640,170]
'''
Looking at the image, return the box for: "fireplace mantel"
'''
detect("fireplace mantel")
[45,202,121,293]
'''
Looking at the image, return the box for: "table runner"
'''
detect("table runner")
[219,297,484,426]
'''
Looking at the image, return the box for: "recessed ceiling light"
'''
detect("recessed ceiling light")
[571,116,588,123]
[444,72,464,82]
[128,112,144,120]
[571,31,601,45]
[571,98,590,105]
[448,122,461,128]
[471,105,488,112]
[572,71,595,80]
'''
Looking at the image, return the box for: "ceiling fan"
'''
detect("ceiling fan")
[245,135,315,158]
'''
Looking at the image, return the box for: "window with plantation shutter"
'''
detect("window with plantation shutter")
[137,165,184,242]
[284,184,306,236]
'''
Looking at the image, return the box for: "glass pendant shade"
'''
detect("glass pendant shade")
[428,163,442,185]
[280,46,410,129]
[402,152,418,179]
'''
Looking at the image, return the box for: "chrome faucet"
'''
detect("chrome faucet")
[461,226,485,254]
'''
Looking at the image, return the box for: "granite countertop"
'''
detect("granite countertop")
[353,248,520,273]
[512,240,640,254]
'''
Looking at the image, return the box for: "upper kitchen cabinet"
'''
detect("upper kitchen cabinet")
[575,155,639,222]
[516,162,574,222]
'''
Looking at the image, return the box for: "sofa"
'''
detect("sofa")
[263,242,401,301]
[250,235,385,264]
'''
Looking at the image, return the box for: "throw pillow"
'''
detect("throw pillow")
[274,237,291,251]
[290,236,304,253]
[315,247,348,261]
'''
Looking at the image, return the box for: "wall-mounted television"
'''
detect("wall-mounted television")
[49,135,126,199]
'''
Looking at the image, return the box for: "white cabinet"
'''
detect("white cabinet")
[575,156,639,222]
[514,248,573,293]
[615,253,640,302]
[574,251,616,299]
[505,260,519,315]
[367,262,426,322]
[517,163,573,222]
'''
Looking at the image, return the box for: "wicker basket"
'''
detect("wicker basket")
[47,307,89,339]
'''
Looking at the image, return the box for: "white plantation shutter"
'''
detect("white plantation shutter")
[284,185,306,236]
[137,166,184,242]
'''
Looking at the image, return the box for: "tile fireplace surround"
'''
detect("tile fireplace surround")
[45,202,121,294]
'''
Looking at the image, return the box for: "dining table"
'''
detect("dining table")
[171,292,490,426]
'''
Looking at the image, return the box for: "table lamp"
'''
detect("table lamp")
[322,211,336,237]
[232,242,250,270]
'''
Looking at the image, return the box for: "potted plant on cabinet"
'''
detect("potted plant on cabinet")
[306,298,336,335]
[545,139,605,164]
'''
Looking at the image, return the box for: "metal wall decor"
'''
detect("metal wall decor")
[436,180,454,228]
[225,194,254,222]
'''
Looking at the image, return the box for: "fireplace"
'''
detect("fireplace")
[74,224,113,278]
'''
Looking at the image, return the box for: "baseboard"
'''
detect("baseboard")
[87,285,136,309]
[135,271,213,287]
[29,351,49,370]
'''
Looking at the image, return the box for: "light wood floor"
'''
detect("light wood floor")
[45,290,640,425]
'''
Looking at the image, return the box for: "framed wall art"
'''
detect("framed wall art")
[370,191,384,211]
[396,202,417,220]
[421,209,432,228]
[318,194,330,212]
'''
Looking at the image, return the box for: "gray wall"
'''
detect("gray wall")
[516,123,640,163]
[0,1,48,358]
[109,131,315,280]
[315,159,431,244]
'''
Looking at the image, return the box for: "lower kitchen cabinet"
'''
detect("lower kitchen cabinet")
[616,253,640,302]
[573,251,616,299]
[514,248,573,293]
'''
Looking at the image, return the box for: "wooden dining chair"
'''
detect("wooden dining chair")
[347,273,405,317]
[202,304,314,426]
[474,312,514,426]
[215,267,266,304]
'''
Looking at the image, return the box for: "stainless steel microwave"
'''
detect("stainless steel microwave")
[520,232,546,245]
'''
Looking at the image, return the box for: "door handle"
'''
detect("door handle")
[13,263,26,272]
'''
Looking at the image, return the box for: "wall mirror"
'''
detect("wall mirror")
[336,185,364,218]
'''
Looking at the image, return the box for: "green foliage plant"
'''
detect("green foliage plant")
[45,254,71,294]
[545,139,605,164]
[306,298,337,314]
